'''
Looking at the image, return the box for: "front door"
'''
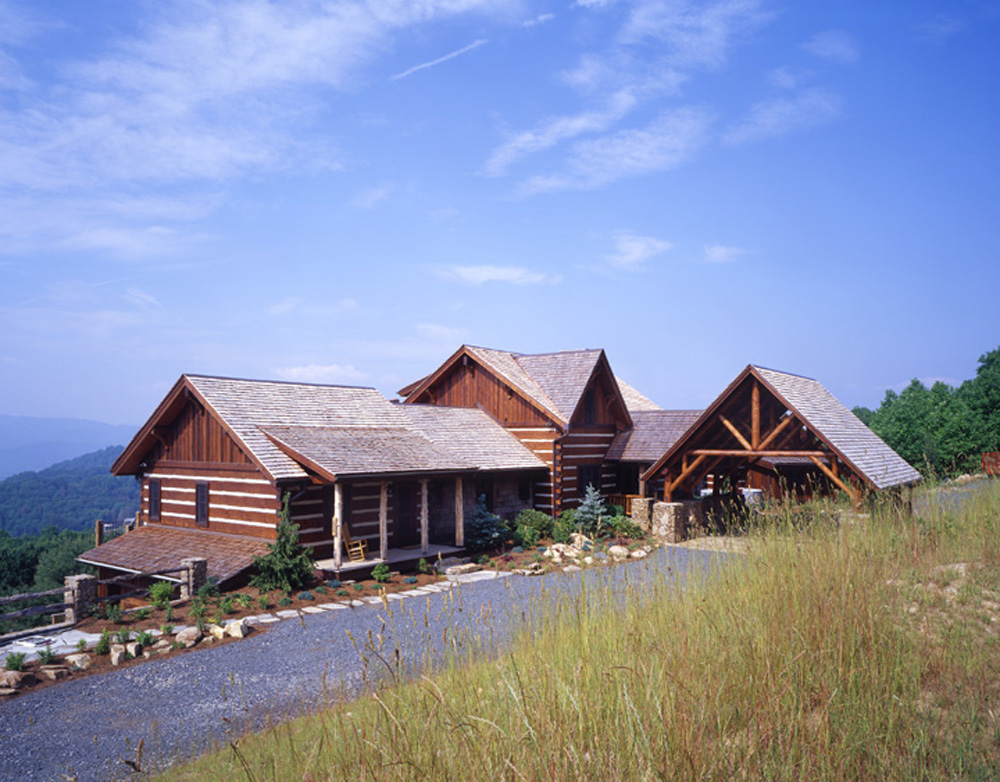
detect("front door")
[394,481,419,546]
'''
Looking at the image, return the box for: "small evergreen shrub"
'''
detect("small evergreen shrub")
[336,589,348,596]
[250,493,315,593]
[553,510,576,543]
[416,558,431,575]
[257,595,270,610]
[315,586,327,595]
[134,607,150,621]
[164,603,174,622]
[326,579,342,589]
[115,629,132,644]
[352,583,365,592]
[610,514,645,539]
[464,495,508,553]
[94,630,111,655]
[37,647,57,665]
[220,595,236,614]
[371,564,392,583]
[514,508,553,539]
[135,630,154,647]
[277,596,292,607]
[197,578,220,601]
[403,576,418,585]
[575,484,608,537]
[297,591,314,601]
[189,599,207,621]
[148,580,174,608]
[513,524,540,548]
[235,593,254,609]
[5,651,27,671]
[161,624,174,635]
[75,638,87,652]
[104,601,122,624]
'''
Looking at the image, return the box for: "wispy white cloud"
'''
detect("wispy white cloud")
[914,15,967,44]
[351,183,394,209]
[722,88,841,145]
[442,265,560,285]
[483,89,638,176]
[390,38,487,81]
[801,30,859,63]
[275,363,370,385]
[523,13,555,28]
[520,106,713,193]
[123,287,160,309]
[700,244,747,263]
[607,231,673,269]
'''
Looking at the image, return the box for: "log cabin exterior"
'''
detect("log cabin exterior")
[641,365,922,504]
[79,374,545,585]
[399,346,638,515]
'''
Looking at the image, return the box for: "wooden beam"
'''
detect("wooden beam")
[757,413,796,451]
[420,479,429,555]
[333,482,343,570]
[751,381,760,449]
[667,454,707,495]
[691,449,832,458]
[808,456,859,504]
[454,476,464,547]
[719,415,753,451]
[379,481,388,561]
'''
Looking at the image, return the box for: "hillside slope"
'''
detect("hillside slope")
[0,415,138,479]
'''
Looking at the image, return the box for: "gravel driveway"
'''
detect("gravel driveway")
[0,546,725,781]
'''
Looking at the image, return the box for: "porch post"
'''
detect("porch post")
[333,482,343,570]
[420,479,429,555]
[454,476,465,547]
[379,481,388,561]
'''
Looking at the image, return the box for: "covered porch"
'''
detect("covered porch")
[314,542,464,578]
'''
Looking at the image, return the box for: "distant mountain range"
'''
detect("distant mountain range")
[0,414,138,480]
[0,446,140,537]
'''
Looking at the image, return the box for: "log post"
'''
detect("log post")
[333,482,343,570]
[94,519,104,548]
[379,481,388,561]
[420,479,429,555]
[455,476,465,547]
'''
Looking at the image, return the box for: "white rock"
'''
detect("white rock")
[608,545,630,561]
[66,653,92,670]
[630,549,648,560]
[175,627,202,648]
[208,624,227,640]
[110,644,127,666]
[226,620,251,639]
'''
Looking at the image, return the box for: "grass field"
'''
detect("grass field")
[156,481,1000,781]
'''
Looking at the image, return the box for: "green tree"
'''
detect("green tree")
[250,493,314,593]
[575,483,607,536]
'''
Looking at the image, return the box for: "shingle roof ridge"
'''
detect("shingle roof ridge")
[750,365,817,382]
[184,373,377,391]
[511,347,603,358]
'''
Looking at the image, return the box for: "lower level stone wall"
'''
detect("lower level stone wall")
[650,501,705,543]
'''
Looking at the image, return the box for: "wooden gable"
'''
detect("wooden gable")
[567,351,633,432]
[403,346,561,429]
[641,366,865,504]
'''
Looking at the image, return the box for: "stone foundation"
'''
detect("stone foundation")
[650,501,705,543]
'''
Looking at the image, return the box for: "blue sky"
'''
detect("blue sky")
[1,0,998,426]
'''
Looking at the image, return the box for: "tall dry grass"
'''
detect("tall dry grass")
[157,481,1000,781]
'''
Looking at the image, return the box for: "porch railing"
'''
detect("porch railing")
[607,494,642,516]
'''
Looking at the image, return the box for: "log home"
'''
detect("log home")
[641,365,922,504]
[79,374,546,586]
[400,346,644,515]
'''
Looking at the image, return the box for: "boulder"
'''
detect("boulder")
[38,666,70,681]
[583,557,594,565]
[126,642,143,657]
[569,533,592,548]
[0,670,37,689]
[226,620,251,639]
[175,627,202,648]
[0,688,18,697]
[152,639,172,652]
[109,644,127,666]
[608,545,630,562]
[443,563,482,576]
[563,565,581,573]
[208,624,227,640]
[630,549,648,560]
[66,653,92,671]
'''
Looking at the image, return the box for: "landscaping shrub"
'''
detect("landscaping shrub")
[257,595,270,610]
[220,595,236,614]
[609,515,645,539]
[575,484,608,537]
[134,607,150,621]
[297,591,314,601]
[514,508,553,540]
[37,646,57,665]
[250,493,315,593]
[464,495,508,553]
[115,629,132,644]
[4,651,26,671]
[416,558,431,575]
[371,564,391,583]
[148,580,174,608]
[197,578,220,601]
[403,576,418,585]
[94,630,111,655]
[552,510,576,544]
[277,596,292,608]
[326,579,341,589]
[235,593,253,609]
[103,601,122,624]
[135,630,154,647]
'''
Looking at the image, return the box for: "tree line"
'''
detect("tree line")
[853,346,1000,477]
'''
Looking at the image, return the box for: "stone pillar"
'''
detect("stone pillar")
[651,502,688,543]
[180,558,207,600]
[64,574,97,625]
[630,498,654,531]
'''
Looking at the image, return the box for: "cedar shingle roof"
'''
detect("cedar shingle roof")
[754,366,922,490]
[186,375,411,481]
[400,405,548,471]
[77,525,270,585]
[606,410,703,462]
[616,377,662,412]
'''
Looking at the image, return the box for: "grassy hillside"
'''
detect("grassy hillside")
[0,446,139,537]
[161,482,1000,780]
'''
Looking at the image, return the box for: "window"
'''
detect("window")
[148,480,161,522]
[584,388,596,425]
[195,483,209,527]
[577,465,601,498]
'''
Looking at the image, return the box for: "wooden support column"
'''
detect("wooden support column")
[454,476,465,547]
[333,482,343,570]
[379,481,388,562]
[420,479,429,555]
[808,456,859,505]
[751,381,761,449]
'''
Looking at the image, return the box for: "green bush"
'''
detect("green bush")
[235,593,253,609]
[464,495,508,553]
[189,598,207,621]
[512,524,540,548]
[514,508,553,539]
[197,578,220,601]
[104,601,122,624]
[609,515,645,539]
[148,580,174,608]
[135,630,154,646]
[371,564,391,583]
[553,510,576,544]
[250,493,315,593]
[134,607,150,621]
[257,595,270,610]
[160,623,174,635]
[37,646,57,665]
[220,595,236,614]
[297,591,314,601]
[94,630,112,655]
[416,558,431,575]
[115,629,132,644]
[575,484,608,536]
[75,638,87,652]
[4,651,27,671]
[277,596,292,607]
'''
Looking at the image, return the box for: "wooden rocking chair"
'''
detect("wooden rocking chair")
[340,520,369,563]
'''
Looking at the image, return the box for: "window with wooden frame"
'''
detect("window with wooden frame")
[148,480,161,522]
[195,482,209,527]
[584,388,596,425]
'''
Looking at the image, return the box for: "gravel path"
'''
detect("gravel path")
[0,547,727,781]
